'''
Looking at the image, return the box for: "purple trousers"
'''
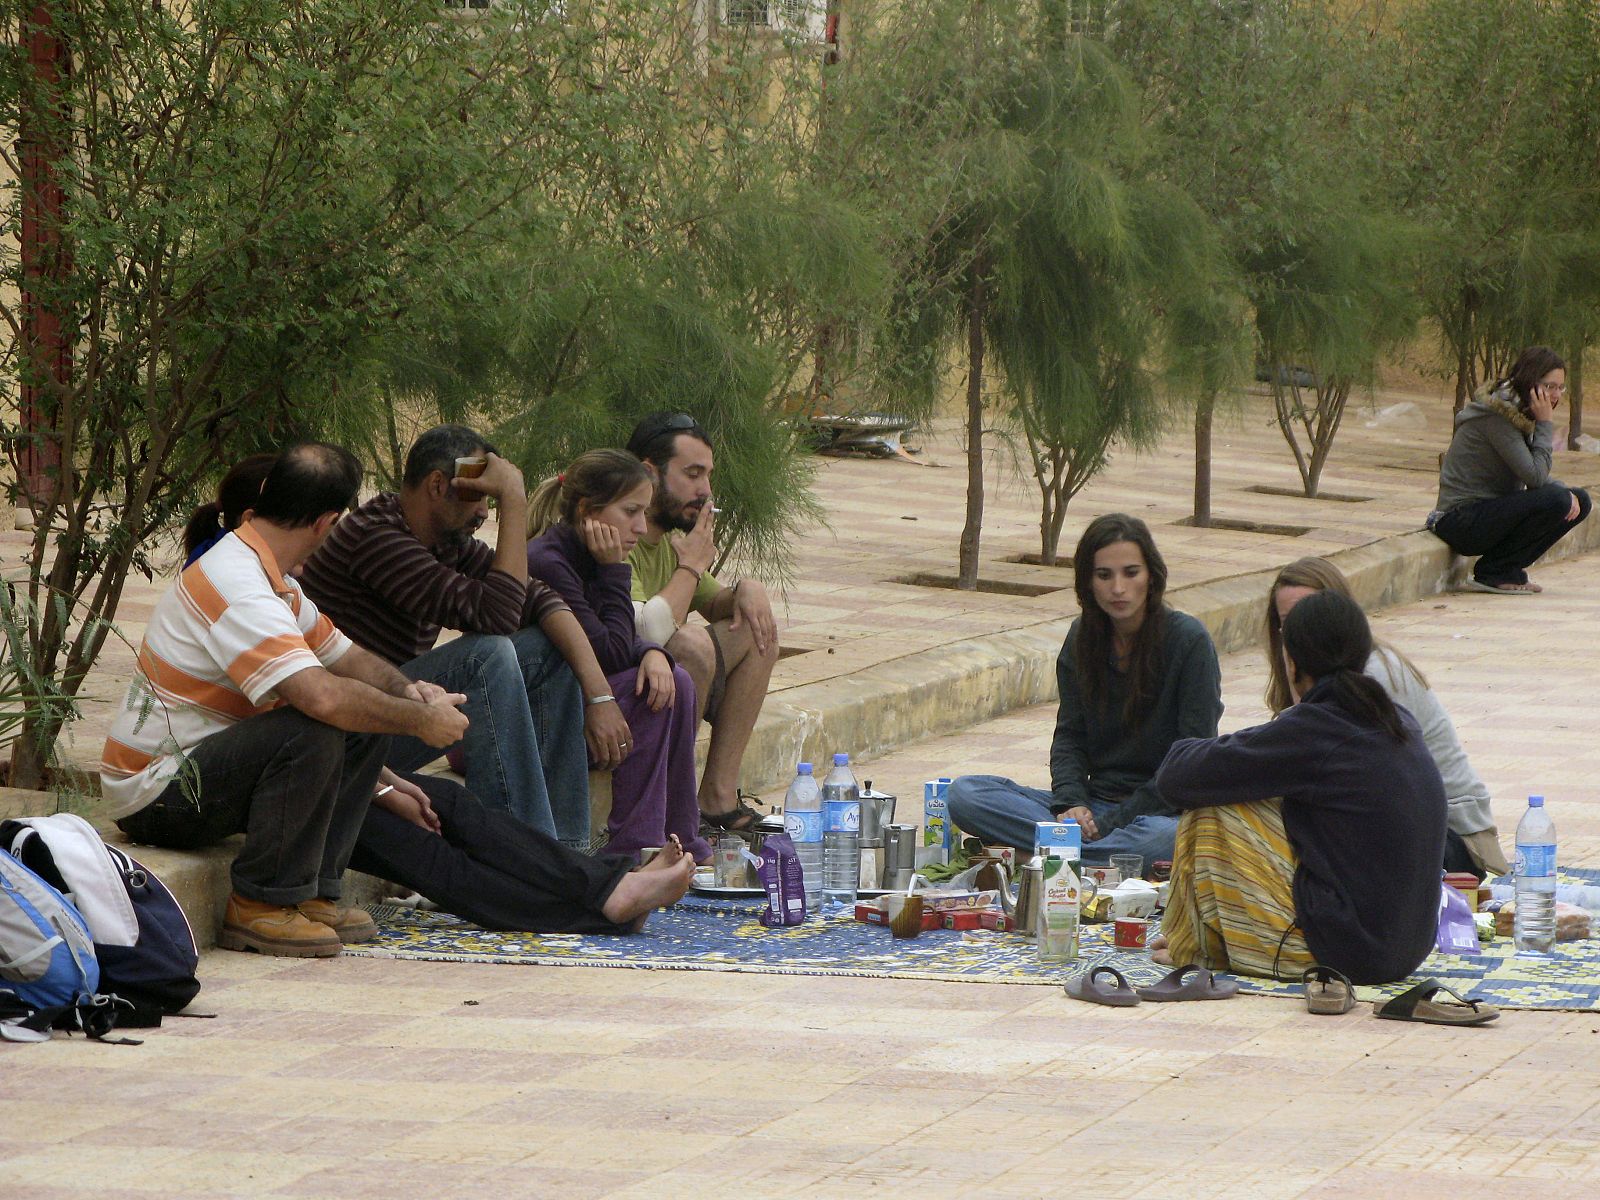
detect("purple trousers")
[602,665,710,862]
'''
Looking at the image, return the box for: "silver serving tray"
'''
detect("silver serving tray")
[689,871,764,898]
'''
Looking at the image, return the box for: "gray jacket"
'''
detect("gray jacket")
[1435,383,1559,513]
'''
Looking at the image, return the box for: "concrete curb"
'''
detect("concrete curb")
[24,515,1595,950]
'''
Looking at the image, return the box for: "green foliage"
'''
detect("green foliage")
[0,0,599,781]
[1378,0,1600,402]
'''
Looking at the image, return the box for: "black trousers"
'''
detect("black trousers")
[1433,483,1591,585]
[351,774,634,935]
[117,708,386,906]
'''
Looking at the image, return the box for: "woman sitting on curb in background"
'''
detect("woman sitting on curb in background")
[1156,590,1445,984]
[1429,345,1591,595]
[946,513,1223,867]
[526,450,710,864]
[1266,557,1508,880]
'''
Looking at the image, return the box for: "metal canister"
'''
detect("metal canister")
[1014,857,1044,938]
[748,813,787,856]
[858,783,897,847]
[883,823,918,890]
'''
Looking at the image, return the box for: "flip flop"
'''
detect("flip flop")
[1064,965,1140,1007]
[1135,964,1239,1003]
[1462,579,1537,596]
[1302,965,1355,1015]
[1373,980,1499,1026]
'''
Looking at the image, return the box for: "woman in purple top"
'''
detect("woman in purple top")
[527,450,708,863]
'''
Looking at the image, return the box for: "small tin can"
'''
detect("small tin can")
[1443,871,1480,911]
[1112,916,1150,951]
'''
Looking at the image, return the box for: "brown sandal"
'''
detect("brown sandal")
[700,793,764,836]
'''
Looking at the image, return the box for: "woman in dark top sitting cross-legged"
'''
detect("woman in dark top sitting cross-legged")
[526,450,708,863]
[1156,590,1446,984]
[946,513,1223,867]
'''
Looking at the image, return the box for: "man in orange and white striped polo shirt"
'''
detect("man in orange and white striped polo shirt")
[101,444,470,958]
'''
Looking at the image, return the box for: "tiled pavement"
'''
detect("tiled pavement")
[7,525,1600,1196]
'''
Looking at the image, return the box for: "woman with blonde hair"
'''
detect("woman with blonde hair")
[526,450,709,863]
[1265,556,1507,877]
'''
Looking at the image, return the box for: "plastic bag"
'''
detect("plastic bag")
[1437,883,1481,955]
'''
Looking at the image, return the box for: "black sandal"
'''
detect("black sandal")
[1372,979,1499,1026]
[700,793,765,836]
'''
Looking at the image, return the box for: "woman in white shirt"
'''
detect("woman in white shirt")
[1263,557,1508,878]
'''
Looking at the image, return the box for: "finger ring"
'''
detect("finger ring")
[620,741,629,749]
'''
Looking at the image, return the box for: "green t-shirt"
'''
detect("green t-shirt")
[628,534,720,617]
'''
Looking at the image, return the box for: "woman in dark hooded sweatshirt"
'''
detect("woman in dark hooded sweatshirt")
[1156,591,1446,985]
[1428,345,1590,595]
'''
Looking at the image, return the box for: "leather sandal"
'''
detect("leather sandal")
[700,793,764,836]
[1302,965,1355,1015]
[1372,979,1499,1026]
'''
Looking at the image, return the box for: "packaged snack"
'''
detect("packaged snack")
[755,833,806,927]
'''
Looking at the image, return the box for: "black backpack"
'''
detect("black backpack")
[2,814,201,1024]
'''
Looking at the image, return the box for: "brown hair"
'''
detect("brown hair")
[526,449,653,538]
[1498,346,1566,411]
[1071,513,1169,727]
[1264,556,1426,714]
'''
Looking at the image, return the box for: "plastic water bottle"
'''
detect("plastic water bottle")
[821,753,861,914]
[783,763,823,915]
[1514,795,1558,956]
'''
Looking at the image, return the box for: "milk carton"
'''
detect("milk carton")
[1036,854,1083,963]
[1033,820,1082,861]
[923,778,957,863]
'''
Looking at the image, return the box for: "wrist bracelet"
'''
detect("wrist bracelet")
[674,563,703,583]
[375,784,395,799]
[586,694,617,707]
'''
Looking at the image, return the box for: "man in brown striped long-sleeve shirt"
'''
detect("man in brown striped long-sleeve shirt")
[301,425,629,848]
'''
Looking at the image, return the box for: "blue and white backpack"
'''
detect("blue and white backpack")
[2,814,201,1026]
[0,844,103,1042]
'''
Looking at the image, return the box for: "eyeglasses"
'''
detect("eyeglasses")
[1542,382,1568,396]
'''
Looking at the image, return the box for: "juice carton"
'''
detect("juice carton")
[1036,854,1083,963]
[1033,820,1082,860]
[923,779,957,862]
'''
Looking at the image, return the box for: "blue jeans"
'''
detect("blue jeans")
[386,628,590,849]
[946,774,1177,866]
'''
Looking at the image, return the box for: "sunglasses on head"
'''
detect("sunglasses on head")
[632,412,698,449]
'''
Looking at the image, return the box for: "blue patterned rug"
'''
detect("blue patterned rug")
[348,871,1600,1011]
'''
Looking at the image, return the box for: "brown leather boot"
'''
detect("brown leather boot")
[296,897,379,944]
[217,893,341,958]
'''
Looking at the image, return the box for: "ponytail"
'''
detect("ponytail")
[526,474,565,539]
[1281,590,1410,743]
[182,453,279,566]
[182,503,226,563]
[1327,667,1408,743]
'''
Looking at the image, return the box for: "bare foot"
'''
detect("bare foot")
[1148,935,1172,966]
[603,846,694,931]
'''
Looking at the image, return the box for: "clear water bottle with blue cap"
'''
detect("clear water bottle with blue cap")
[821,753,861,913]
[783,763,823,914]
[1514,795,1557,955]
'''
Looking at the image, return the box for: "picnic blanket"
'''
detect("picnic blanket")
[346,872,1600,1011]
